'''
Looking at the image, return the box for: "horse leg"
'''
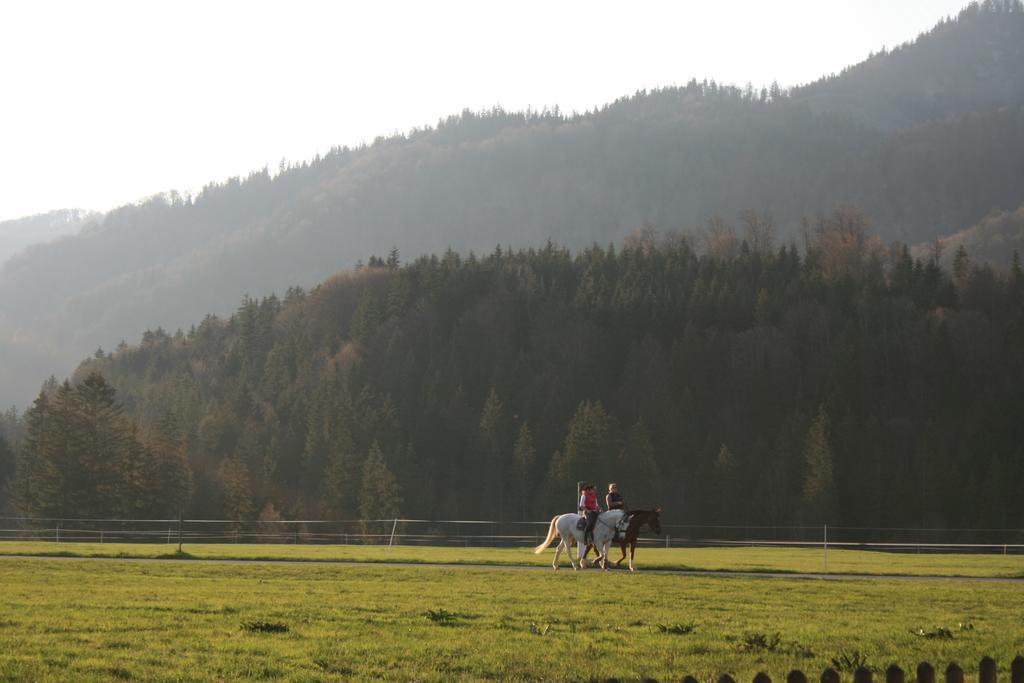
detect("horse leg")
[599,540,610,570]
[552,539,563,570]
[570,535,583,570]
[615,540,626,567]
[628,542,637,572]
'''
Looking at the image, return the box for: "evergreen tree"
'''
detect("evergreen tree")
[555,400,614,488]
[71,373,133,517]
[0,432,14,513]
[144,412,194,517]
[802,405,836,521]
[512,422,536,520]
[359,441,402,528]
[220,457,254,525]
[477,387,505,516]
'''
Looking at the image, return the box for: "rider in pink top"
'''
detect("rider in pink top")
[578,484,600,543]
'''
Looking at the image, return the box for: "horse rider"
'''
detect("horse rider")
[578,483,600,544]
[605,482,625,512]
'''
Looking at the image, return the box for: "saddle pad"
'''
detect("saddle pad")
[576,517,587,531]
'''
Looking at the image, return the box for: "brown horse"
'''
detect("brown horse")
[583,507,662,571]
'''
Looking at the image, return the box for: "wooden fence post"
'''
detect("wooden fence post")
[820,668,840,683]
[787,670,808,683]
[681,676,698,683]
[917,662,936,683]
[944,663,963,683]
[718,674,737,683]
[978,656,996,683]
[885,664,904,683]
[1011,655,1024,683]
[753,672,772,683]
[854,666,873,683]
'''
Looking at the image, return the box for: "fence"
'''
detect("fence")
[665,656,1024,683]
[1,517,1023,556]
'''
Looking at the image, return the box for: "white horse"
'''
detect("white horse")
[533,510,626,570]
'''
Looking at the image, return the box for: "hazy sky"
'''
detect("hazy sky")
[0,0,969,223]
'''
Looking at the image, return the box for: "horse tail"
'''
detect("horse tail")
[533,515,560,554]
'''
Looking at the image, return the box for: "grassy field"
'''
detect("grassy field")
[0,555,1022,682]
[0,540,1022,578]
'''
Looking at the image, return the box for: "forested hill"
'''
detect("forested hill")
[4,214,1023,530]
[2,1,1024,410]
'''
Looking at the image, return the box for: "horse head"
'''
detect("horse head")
[649,507,662,535]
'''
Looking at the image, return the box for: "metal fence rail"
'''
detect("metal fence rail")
[1,517,1022,554]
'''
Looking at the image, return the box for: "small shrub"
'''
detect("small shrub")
[424,608,458,625]
[831,650,873,671]
[242,619,289,633]
[656,623,696,635]
[739,632,781,652]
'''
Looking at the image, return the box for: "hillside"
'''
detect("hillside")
[2,1,1024,410]
[914,203,1024,270]
[5,215,1024,529]
[0,209,99,265]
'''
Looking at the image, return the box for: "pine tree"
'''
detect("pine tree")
[802,405,836,521]
[619,418,661,504]
[220,457,254,525]
[359,441,402,530]
[477,387,505,516]
[72,373,133,517]
[144,412,194,517]
[512,422,535,520]
[558,400,614,487]
[0,432,14,513]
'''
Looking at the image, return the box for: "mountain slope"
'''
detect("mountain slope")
[0,209,100,266]
[2,1,1024,409]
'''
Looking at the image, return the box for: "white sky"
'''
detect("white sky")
[0,0,969,223]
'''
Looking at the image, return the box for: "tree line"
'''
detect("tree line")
[1,208,1022,532]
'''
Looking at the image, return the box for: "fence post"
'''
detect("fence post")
[916,662,935,683]
[1010,655,1024,683]
[820,668,840,683]
[787,670,807,683]
[944,662,963,683]
[100,529,104,544]
[823,523,828,574]
[56,524,60,543]
[884,664,904,683]
[753,672,771,683]
[387,518,398,551]
[979,657,996,683]
[177,513,184,554]
[853,666,873,683]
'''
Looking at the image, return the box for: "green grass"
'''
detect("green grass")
[0,556,1022,681]
[1,540,1022,578]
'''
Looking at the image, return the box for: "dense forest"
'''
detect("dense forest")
[2,209,1022,531]
[2,1,1023,410]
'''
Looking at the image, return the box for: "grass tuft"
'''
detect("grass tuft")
[739,631,781,652]
[831,650,874,671]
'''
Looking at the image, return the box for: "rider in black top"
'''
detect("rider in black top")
[606,482,625,511]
